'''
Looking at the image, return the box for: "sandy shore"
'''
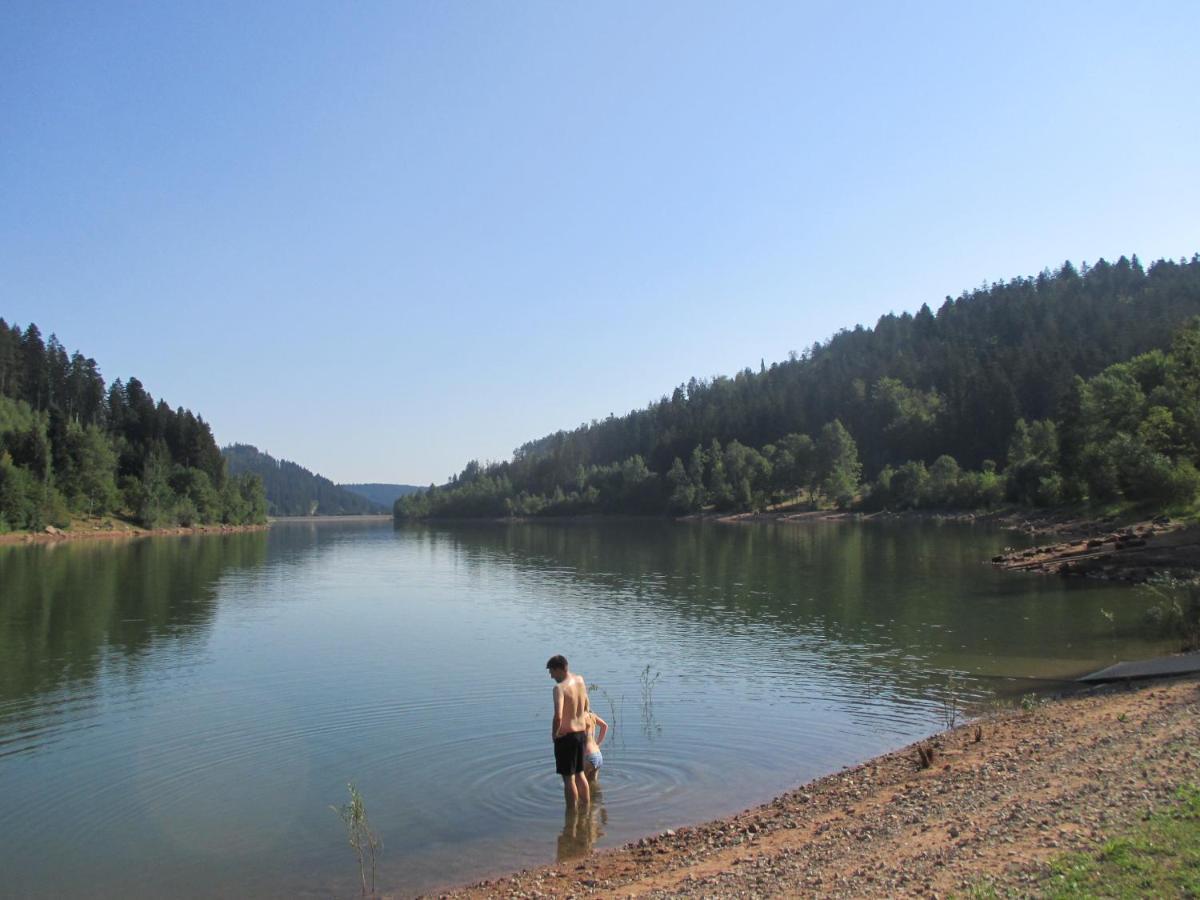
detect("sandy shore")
[434,674,1199,898]
[0,520,269,546]
[0,513,394,546]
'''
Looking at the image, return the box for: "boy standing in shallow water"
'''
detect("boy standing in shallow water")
[546,654,592,807]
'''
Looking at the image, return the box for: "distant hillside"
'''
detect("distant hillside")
[398,253,1200,519]
[222,445,387,516]
[339,483,423,508]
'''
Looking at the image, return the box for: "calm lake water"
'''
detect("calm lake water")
[0,518,1177,897]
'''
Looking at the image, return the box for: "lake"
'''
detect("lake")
[0,518,1176,897]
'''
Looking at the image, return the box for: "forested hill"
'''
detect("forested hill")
[0,320,266,531]
[222,445,388,516]
[339,483,423,508]
[398,253,1200,519]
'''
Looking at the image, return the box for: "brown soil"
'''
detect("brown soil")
[708,506,1153,537]
[432,676,1199,899]
[0,516,268,545]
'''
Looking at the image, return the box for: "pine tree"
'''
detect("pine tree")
[817,420,862,509]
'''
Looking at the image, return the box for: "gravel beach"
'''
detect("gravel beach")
[434,675,1199,899]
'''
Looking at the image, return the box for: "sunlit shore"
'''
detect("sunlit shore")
[437,675,1199,898]
[269,513,392,523]
[0,518,269,546]
[0,513,400,545]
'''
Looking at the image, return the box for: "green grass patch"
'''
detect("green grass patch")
[1039,783,1200,898]
[960,784,1200,899]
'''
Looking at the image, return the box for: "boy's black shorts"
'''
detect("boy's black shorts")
[553,731,587,776]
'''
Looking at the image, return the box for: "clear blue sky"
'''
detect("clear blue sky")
[3,2,1198,485]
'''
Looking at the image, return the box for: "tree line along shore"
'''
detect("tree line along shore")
[7,253,1200,539]
[0,319,418,536]
[397,255,1200,525]
[0,321,267,535]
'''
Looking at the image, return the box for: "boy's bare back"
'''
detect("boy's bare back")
[554,674,590,736]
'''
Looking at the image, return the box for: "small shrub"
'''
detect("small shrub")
[43,487,71,529]
[174,497,199,527]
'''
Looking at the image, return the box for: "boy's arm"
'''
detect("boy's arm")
[551,685,563,740]
[594,713,608,746]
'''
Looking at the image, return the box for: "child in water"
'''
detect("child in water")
[583,710,608,780]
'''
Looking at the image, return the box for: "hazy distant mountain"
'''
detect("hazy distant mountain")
[222,444,388,516]
[339,483,423,509]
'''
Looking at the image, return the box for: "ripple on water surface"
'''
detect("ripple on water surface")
[1,518,1160,898]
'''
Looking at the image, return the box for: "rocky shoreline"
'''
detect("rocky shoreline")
[434,675,1199,899]
[989,516,1200,583]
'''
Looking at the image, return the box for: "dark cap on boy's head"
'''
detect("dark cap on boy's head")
[545,654,568,671]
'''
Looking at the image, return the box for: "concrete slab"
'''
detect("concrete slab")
[1079,651,1200,682]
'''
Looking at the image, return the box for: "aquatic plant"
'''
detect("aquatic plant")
[639,664,663,739]
[1141,576,1200,651]
[331,782,382,897]
[639,664,661,711]
[1100,607,1118,657]
[939,673,962,730]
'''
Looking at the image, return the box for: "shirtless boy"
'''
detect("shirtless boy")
[546,654,591,807]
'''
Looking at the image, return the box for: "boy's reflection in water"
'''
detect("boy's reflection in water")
[556,787,607,862]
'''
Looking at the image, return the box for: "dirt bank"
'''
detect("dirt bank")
[434,675,1199,899]
[990,517,1200,582]
[0,519,269,546]
[707,506,1155,536]
[707,507,1200,583]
